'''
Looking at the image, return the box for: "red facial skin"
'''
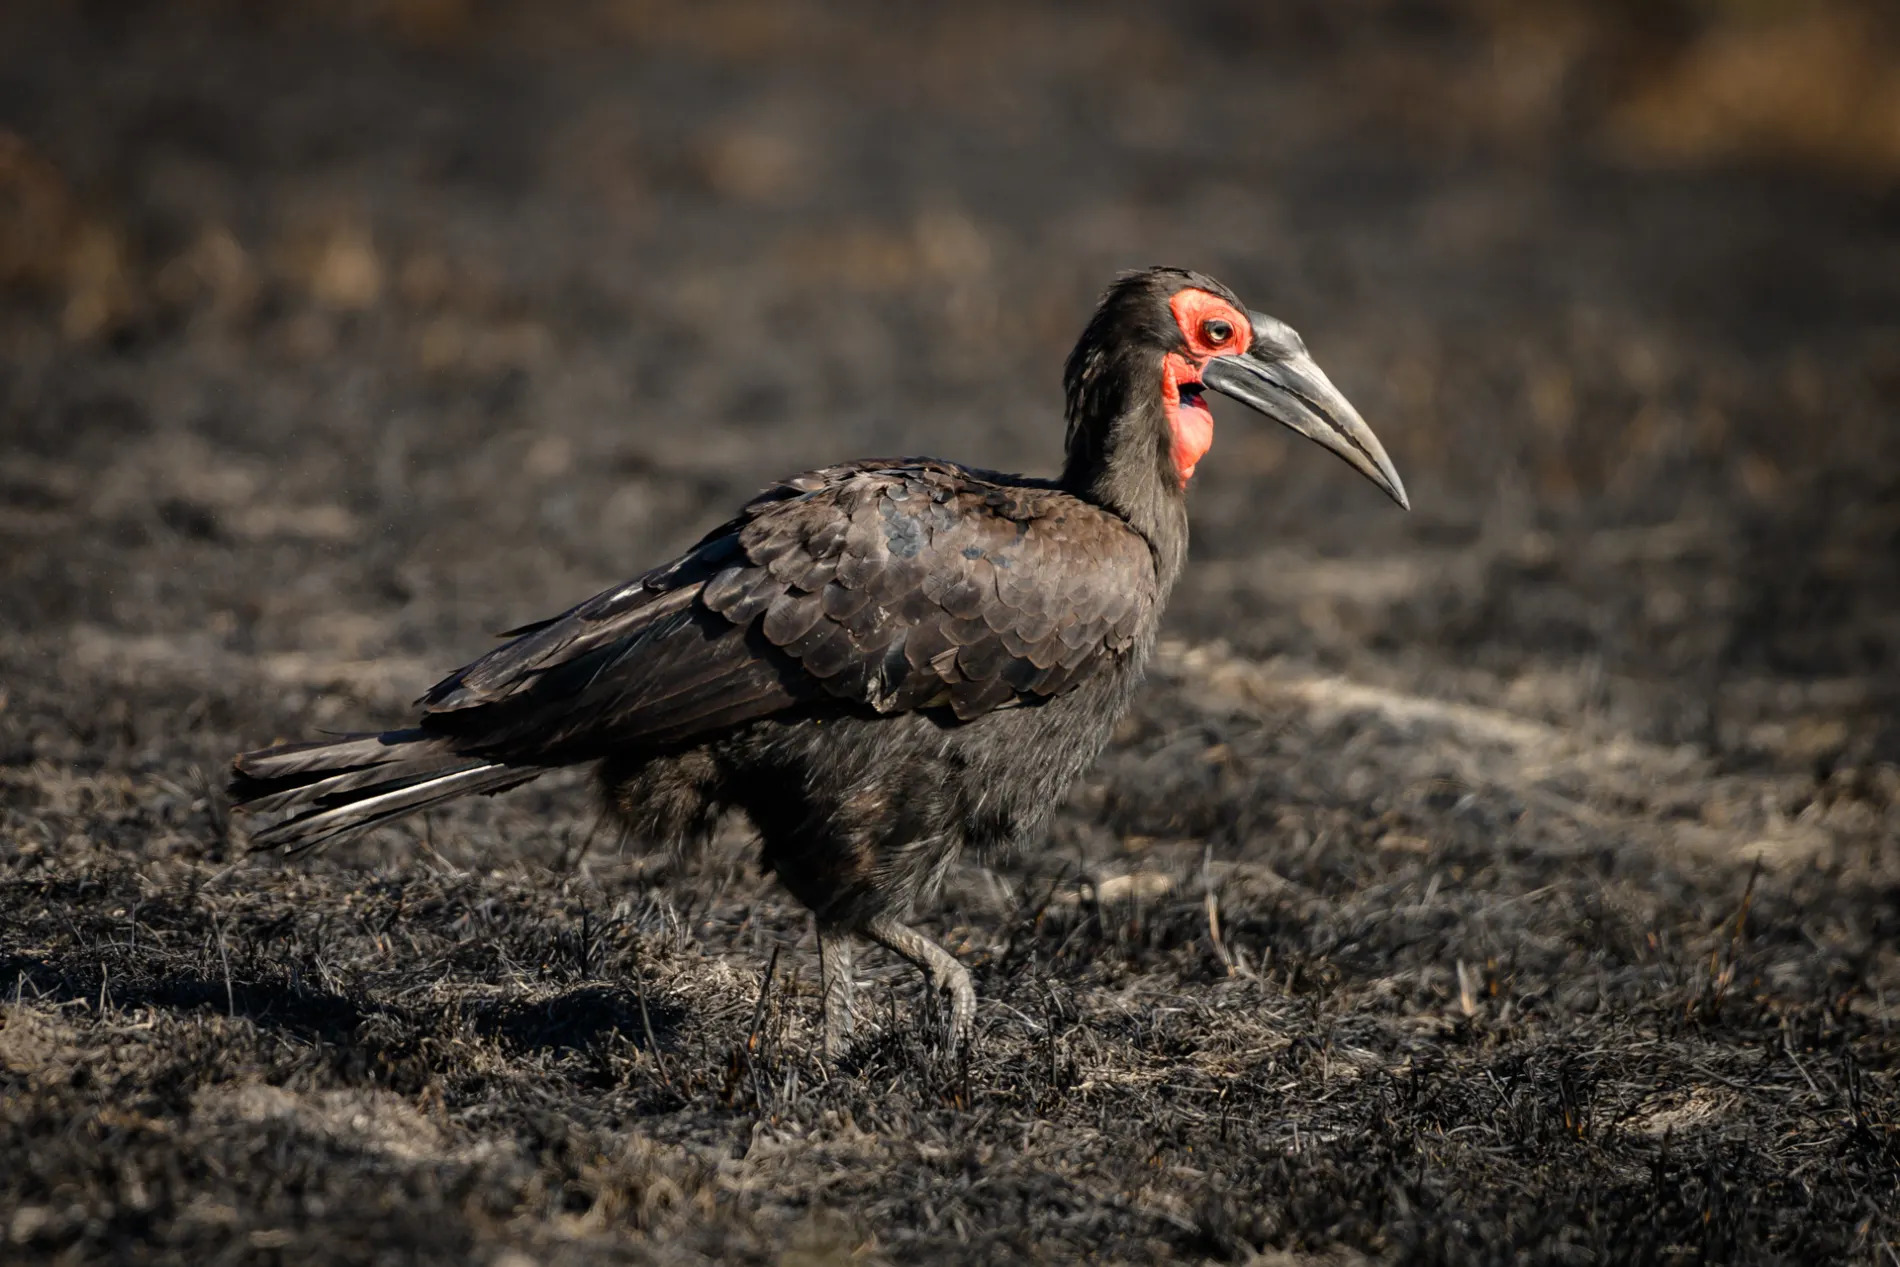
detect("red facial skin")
[1162,288,1253,487]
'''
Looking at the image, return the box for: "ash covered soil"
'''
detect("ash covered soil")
[3,3,1900,1263]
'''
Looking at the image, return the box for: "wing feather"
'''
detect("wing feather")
[399,458,1156,767]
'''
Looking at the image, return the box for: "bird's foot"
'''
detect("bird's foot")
[864,916,975,1054]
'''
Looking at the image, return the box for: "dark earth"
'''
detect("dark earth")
[3,2,1900,1263]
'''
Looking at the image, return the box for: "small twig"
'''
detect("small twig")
[1202,844,1233,977]
[197,855,255,891]
[633,964,671,1088]
[988,999,1047,1038]
[1698,857,1761,1017]
[1781,1025,1824,1100]
[1683,1062,1758,1094]
[745,945,780,1114]
[215,916,236,1018]
[1728,857,1761,961]
[1456,959,1482,1020]
[418,812,455,869]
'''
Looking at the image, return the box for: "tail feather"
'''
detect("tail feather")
[229,729,541,852]
[235,748,476,816]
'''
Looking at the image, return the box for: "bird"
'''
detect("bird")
[228,266,1407,1055]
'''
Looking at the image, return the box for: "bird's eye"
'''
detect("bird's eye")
[1202,318,1232,345]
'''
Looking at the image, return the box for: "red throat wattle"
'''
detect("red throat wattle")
[1162,288,1253,488]
[1161,352,1214,486]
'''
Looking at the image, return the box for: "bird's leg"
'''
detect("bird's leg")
[863,916,974,1050]
[817,925,856,1059]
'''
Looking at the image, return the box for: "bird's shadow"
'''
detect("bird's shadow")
[0,951,375,1042]
[467,983,683,1055]
[2,952,685,1058]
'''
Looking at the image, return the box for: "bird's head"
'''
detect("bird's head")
[1062,267,1407,512]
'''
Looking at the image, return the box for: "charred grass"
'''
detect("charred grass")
[5,663,1898,1264]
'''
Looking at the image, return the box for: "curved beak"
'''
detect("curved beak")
[1201,336,1409,509]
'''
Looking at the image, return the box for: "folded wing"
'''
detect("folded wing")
[412,460,1158,763]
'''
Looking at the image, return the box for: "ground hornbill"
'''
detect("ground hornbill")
[230,267,1408,1054]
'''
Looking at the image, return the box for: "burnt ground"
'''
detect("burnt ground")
[3,2,1900,1263]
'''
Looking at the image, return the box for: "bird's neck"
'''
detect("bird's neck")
[1060,399,1191,592]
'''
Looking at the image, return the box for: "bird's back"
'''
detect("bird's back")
[414,457,1165,768]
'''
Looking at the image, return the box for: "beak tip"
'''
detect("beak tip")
[1367,452,1409,510]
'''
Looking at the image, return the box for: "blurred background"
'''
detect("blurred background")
[3,0,1897,776]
